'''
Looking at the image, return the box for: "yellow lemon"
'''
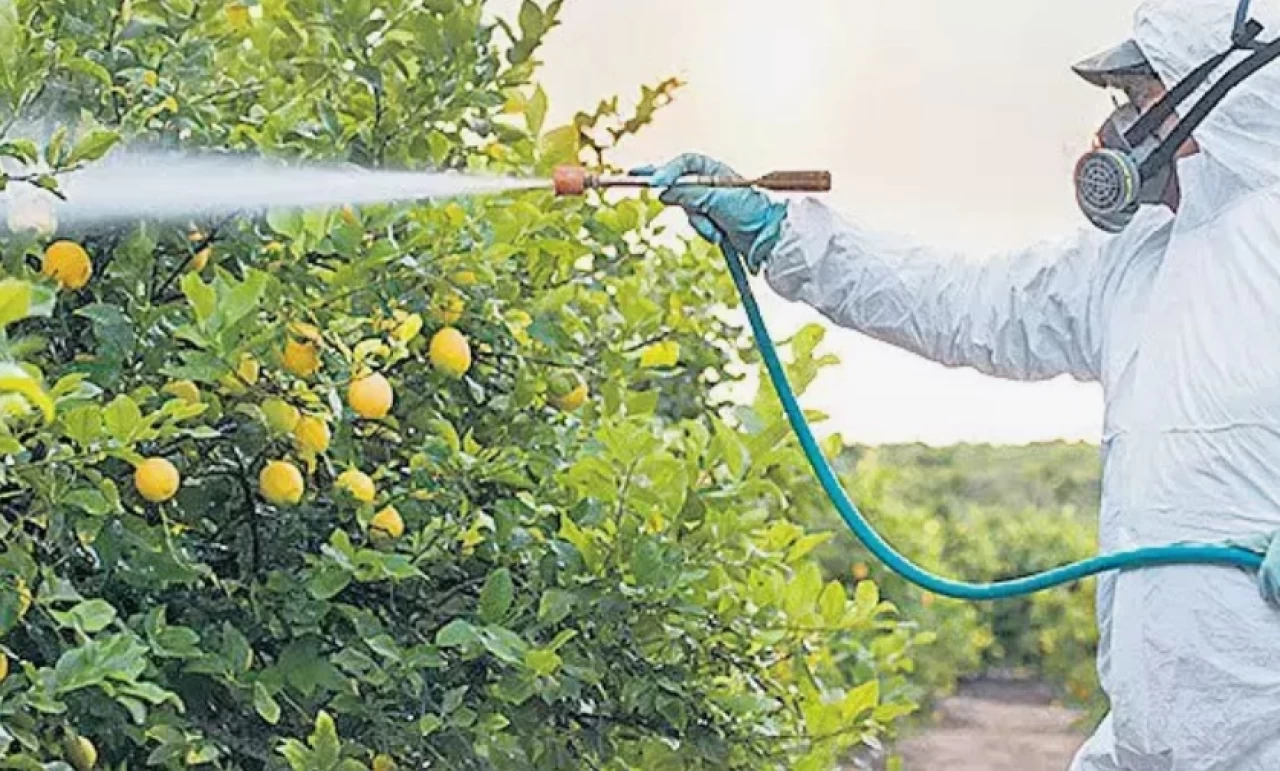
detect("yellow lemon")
[548,372,588,412]
[369,506,404,542]
[452,270,478,286]
[372,754,398,771]
[42,241,93,290]
[225,2,251,30]
[135,458,180,503]
[65,735,98,771]
[429,328,471,379]
[347,373,394,419]
[336,469,376,504]
[551,383,588,412]
[262,398,301,434]
[259,461,305,506]
[142,70,159,88]
[189,246,211,272]
[283,339,320,379]
[293,415,331,454]
[430,292,465,325]
[162,380,201,404]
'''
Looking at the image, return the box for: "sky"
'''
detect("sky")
[489,0,1144,445]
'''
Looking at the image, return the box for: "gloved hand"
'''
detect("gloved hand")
[632,154,787,274]
[1227,532,1280,608]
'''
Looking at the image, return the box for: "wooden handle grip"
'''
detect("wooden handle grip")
[753,171,832,192]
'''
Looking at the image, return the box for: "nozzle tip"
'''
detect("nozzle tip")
[553,166,587,197]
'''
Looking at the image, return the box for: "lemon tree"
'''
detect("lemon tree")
[0,1,936,768]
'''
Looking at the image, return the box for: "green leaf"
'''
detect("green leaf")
[254,682,281,725]
[307,566,351,600]
[221,622,254,674]
[64,488,112,515]
[855,580,880,613]
[518,0,544,38]
[53,633,149,694]
[0,0,20,79]
[45,126,67,167]
[818,581,847,627]
[538,124,579,167]
[52,599,117,633]
[181,272,216,323]
[309,711,342,767]
[526,84,548,136]
[266,208,305,240]
[0,279,32,327]
[784,562,823,619]
[64,129,120,166]
[418,714,443,737]
[66,57,113,88]
[1,139,38,165]
[524,647,561,677]
[150,626,201,659]
[537,589,573,625]
[477,625,527,665]
[103,394,143,442]
[278,637,341,698]
[841,679,879,721]
[435,619,478,648]
[478,568,514,624]
[215,269,268,330]
[631,537,662,587]
[787,532,833,564]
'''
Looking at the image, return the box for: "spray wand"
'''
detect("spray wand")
[551,165,831,197]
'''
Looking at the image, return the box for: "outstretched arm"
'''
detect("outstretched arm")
[646,154,1108,383]
[766,198,1106,382]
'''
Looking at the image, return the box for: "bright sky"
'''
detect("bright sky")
[489,0,1143,445]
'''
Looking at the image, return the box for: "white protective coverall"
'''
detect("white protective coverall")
[763,0,1280,767]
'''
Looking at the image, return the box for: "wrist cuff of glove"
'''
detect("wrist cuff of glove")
[745,202,788,276]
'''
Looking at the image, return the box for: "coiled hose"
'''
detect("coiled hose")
[722,249,1265,600]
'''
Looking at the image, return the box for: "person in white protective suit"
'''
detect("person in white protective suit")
[646,0,1280,768]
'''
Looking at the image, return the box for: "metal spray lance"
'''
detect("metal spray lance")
[551,165,832,197]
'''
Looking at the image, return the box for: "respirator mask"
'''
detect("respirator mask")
[1073,0,1280,233]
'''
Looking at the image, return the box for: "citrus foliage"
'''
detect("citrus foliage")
[0,0,934,768]
[800,441,1103,718]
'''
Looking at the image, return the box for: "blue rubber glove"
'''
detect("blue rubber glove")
[1227,532,1280,608]
[632,154,788,274]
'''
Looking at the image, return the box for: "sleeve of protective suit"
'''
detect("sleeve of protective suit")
[765,198,1107,382]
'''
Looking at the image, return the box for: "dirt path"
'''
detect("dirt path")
[892,680,1088,771]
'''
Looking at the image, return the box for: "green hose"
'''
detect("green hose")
[722,249,1265,600]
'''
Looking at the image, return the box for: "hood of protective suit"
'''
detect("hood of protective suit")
[1134,0,1280,196]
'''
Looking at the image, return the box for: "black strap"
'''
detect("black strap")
[1139,30,1280,177]
[1125,20,1263,146]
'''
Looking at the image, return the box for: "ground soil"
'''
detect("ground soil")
[890,680,1088,771]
